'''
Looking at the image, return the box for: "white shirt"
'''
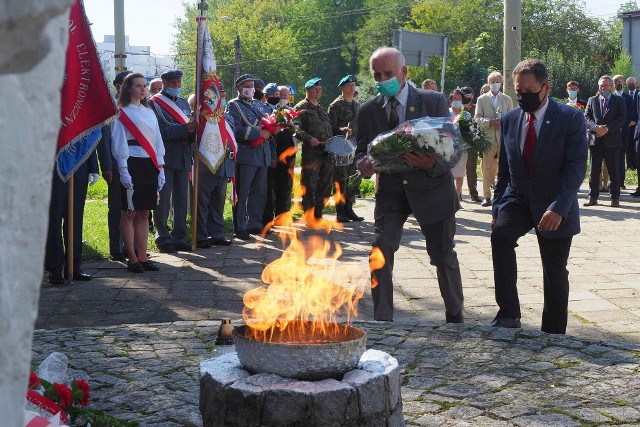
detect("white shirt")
[111,103,165,169]
[519,97,549,153]
[382,82,409,125]
[491,92,500,109]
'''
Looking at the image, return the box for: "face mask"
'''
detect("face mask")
[600,89,611,98]
[629,84,636,91]
[254,91,264,100]
[375,77,401,97]
[267,97,280,106]
[165,87,181,97]
[451,100,463,109]
[489,82,502,93]
[567,90,577,98]
[615,83,623,91]
[516,85,545,113]
[278,98,288,107]
[221,99,227,109]
[241,87,255,99]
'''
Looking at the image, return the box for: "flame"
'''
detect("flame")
[369,247,385,289]
[333,181,346,206]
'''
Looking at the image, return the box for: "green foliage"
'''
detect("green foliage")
[610,50,638,81]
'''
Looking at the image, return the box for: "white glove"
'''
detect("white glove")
[126,188,135,211]
[88,173,100,186]
[157,168,166,192]
[119,167,133,190]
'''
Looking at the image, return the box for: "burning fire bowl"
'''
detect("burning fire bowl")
[233,322,366,380]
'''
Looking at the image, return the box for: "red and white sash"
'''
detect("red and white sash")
[118,109,160,170]
[150,94,189,124]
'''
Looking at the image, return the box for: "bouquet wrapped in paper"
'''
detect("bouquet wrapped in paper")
[251,107,300,147]
[367,117,467,174]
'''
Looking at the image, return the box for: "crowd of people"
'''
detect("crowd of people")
[44,46,640,335]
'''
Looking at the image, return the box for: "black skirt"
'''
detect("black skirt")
[120,157,159,211]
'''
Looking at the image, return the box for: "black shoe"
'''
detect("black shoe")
[209,237,232,246]
[621,185,627,190]
[236,230,252,241]
[631,189,640,197]
[481,198,492,207]
[127,261,144,273]
[157,243,176,253]
[48,268,64,285]
[346,210,364,222]
[173,242,193,252]
[110,253,127,262]
[583,198,598,207]
[490,317,521,328]
[469,195,482,202]
[63,269,92,281]
[445,310,464,323]
[246,227,263,235]
[196,240,212,249]
[141,260,160,271]
[611,199,620,207]
[336,214,351,223]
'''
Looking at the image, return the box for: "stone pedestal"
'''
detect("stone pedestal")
[200,349,404,427]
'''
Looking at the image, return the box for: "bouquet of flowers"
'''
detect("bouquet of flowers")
[569,101,585,112]
[455,111,493,157]
[251,107,300,147]
[367,117,466,174]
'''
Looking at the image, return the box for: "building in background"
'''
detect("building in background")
[621,10,640,75]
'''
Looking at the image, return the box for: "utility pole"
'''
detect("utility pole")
[222,16,241,89]
[114,0,126,72]
[503,0,521,103]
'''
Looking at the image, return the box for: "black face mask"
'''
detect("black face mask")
[615,83,623,91]
[267,97,280,105]
[254,91,264,100]
[629,84,637,91]
[516,85,545,113]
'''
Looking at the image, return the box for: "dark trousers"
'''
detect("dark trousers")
[107,166,123,256]
[262,166,276,225]
[588,143,620,199]
[627,124,637,170]
[620,125,629,184]
[491,203,573,334]
[370,207,463,321]
[45,166,89,271]
[155,166,189,245]
[465,150,479,198]
[196,164,228,241]
[301,156,335,214]
[334,163,357,206]
[234,164,268,231]
[274,155,295,217]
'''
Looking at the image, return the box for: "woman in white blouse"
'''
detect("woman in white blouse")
[449,88,470,201]
[111,73,165,273]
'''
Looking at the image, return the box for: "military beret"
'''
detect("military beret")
[113,70,132,85]
[161,69,183,80]
[338,74,357,87]
[235,74,254,87]
[304,77,322,89]
[219,82,225,92]
[264,83,279,95]
[253,79,266,88]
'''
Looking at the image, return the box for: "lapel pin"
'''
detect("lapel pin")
[545,120,550,124]
[409,106,416,113]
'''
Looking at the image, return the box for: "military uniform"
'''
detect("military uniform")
[328,94,360,220]
[294,97,334,217]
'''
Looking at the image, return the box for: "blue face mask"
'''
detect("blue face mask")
[375,77,401,97]
[568,90,577,98]
[165,87,182,97]
[451,100,463,109]
[221,99,227,109]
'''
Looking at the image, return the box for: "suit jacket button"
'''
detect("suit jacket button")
[402,180,408,184]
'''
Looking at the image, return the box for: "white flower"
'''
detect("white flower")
[438,136,455,160]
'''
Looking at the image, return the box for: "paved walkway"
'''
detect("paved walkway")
[33,183,640,425]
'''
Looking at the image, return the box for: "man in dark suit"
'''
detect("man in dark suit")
[491,59,587,334]
[584,75,627,207]
[615,75,634,189]
[355,47,463,323]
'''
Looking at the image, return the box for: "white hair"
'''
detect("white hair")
[369,47,406,72]
[487,71,503,83]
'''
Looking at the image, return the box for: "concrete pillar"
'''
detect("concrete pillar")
[503,0,521,103]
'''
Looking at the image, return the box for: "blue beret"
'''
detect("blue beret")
[305,77,322,89]
[113,70,132,85]
[338,74,357,87]
[235,74,254,87]
[161,69,183,80]
[219,82,225,92]
[253,79,266,88]
[264,83,279,95]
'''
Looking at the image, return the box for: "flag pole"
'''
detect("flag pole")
[191,0,208,251]
[67,174,74,284]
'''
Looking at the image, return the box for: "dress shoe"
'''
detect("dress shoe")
[481,198,492,207]
[235,230,252,241]
[621,185,626,190]
[141,260,160,271]
[490,317,521,328]
[583,198,598,207]
[445,310,464,324]
[346,210,364,222]
[64,269,92,281]
[48,268,64,285]
[610,199,620,207]
[127,261,144,273]
[209,237,232,246]
[196,240,212,249]
[631,189,640,197]
[110,253,127,262]
[469,195,482,203]
[157,243,176,253]
[336,214,350,223]
[247,227,264,235]
[173,242,193,252]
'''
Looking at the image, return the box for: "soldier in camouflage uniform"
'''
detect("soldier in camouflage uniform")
[328,74,363,222]
[294,77,334,220]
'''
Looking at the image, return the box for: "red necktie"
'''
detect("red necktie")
[523,113,536,171]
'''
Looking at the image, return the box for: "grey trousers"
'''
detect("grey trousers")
[155,166,189,245]
[370,212,464,321]
[235,164,268,231]
[196,168,227,241]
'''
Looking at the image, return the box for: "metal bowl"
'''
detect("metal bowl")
[233,321,366,380]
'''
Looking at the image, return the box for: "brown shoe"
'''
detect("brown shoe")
[583,198,598,206]
[610,199,620,207]
[481,198,492,207]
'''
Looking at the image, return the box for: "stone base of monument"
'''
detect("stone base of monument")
[199,349,404,427]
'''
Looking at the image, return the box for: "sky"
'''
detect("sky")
[83,0,628,56]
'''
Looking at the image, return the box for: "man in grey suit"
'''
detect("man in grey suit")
[355,47,464,323]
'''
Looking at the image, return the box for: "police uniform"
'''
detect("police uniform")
[149,69,195,251]
[294,77,334,218]
[227,74,276,237]
[328,74,362,222]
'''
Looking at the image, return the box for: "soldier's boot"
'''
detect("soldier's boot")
[336,203,350,223]
[314,204,324,219]
[345,200,364,222]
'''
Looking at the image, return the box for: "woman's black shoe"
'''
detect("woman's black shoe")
[127,262,144,273]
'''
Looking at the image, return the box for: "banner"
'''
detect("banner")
[196,17,236,176]
[56,0,117,181]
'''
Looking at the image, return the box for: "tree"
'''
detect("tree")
[610,50,638,80]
